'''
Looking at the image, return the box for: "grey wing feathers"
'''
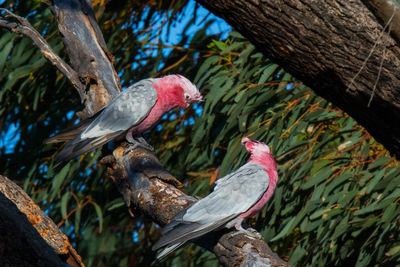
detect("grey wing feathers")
[183,163,269,222]
[51,79,157,168]
[153,162,269,257]
[81,79,157,139]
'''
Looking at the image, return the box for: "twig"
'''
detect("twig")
[367,42,387,108]
[368,12,394,107]
[0,8,86,100]
[346,8,395,92]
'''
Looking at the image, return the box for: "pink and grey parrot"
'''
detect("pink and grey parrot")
[153,138,278,258]
[45,74,202,167]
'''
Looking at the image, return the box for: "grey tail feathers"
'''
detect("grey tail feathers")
[155,243,184,260]
[45,110,105,169]
[152,208,236,260]
[44,117,94,144]
[52,134,114,169]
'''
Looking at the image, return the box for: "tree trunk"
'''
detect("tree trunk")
[197,0,400,158]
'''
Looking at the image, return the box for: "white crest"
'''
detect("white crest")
[176,75,202,101]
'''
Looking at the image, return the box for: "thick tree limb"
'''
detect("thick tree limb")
[196,0,400,158]
[0,175,84,267]
[0,8,85,100]
[103,144,290,267]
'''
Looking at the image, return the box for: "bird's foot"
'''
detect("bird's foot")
[135,136,154,151]
[232,225,263,239]
[243,227,263,239]
[131,140,154,152]
[126,135,154,152]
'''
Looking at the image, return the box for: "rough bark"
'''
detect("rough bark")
[50,0,121,118]
[0,1,289,266]
[0,175,84,267]
[362,0,400,43]
[197,0,400,158]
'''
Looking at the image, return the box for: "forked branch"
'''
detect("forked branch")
[0,8,86,100]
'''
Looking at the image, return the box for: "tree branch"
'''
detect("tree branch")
[50,0,121,118]
[0,8,86,100]
[0,175,84,267]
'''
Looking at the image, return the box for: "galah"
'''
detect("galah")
[153,137,278,258]
[45,74,202,168]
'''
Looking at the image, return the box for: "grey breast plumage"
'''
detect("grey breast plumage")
[45,79,158,168]
[153,162,270,258]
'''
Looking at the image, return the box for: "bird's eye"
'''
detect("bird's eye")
[184,93,191,100]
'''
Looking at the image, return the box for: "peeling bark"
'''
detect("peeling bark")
[197,0,400,158]
[50,0,121,118]
[0,175,84,267]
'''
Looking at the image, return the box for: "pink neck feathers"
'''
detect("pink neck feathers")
[249,149,276,172]
[249,150,278,202]
[240,148,278,218]
[129,76,185,134]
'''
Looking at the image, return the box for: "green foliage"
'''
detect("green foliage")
[1,1,400,266]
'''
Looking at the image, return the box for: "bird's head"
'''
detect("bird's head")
[156,75,202,108]
[176,74,202,107]
[241,137,271,154]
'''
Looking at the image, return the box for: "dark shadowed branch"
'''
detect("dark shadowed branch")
[0,175,84,267]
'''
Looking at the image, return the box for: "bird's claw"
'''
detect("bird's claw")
[243,228,263,239]
[232,225,263,239]
[131,141,154,152]
[127,135,154,152]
